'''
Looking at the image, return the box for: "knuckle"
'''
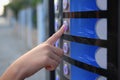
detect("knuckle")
[56,48,64,55]
[59,49,64,56]
[58,59,62,64]
[43,56,50,62]
[43,44,52,54]
[45,50,50,55]
[43,44,51,49]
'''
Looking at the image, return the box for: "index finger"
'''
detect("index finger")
[46,25,66,45]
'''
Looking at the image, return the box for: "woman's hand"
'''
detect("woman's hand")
[0,25,66,80]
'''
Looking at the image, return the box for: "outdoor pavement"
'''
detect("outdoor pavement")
[0,18,46,80]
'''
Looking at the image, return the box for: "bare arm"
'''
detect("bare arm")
[0,25,66,80]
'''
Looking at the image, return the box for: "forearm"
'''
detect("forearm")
[0,58,28,80]
[0,49,44,80]
[0,25,65,80]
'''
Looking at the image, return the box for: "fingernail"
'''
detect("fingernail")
[63,25,67,31]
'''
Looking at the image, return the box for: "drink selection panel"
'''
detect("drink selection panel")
[53,0,118,80]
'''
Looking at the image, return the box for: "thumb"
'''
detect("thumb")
[46,25,66,45]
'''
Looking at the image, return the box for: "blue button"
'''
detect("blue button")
[70,18,107,40]
[70,42,107,68]
[69,0,107,12]
[71,65,99,80]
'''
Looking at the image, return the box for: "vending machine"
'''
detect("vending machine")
[49,0,120,80]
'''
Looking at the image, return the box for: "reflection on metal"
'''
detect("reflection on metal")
[63,42,69,54]
[56,75,60,80]
[63,64,69,75]
[63,0,69,10]
[55,19,60,32]
[54,0,59,11]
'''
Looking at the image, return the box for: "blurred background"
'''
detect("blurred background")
[0,0,51,80]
